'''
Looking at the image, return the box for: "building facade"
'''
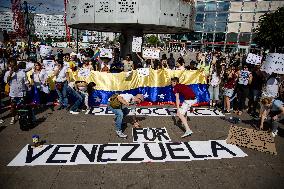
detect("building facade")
[0,11,66,39]
[189,0,284,52]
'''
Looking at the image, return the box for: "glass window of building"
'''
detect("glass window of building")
[217,1,230,12]
[196,2,205,12]
[205,2,217,12]
[204,12,216,22]
[195,22,204,31]
[239,33,251,43]
[215,33,226,42]
[243,2,256,12]
[227,33,238,43]
[196,13,204,22]
[203,33,214,42]
[204,22,215,32]
[216,12,229,22]
[215,22,227,32]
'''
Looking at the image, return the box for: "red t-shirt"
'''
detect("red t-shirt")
[173,84,196,100]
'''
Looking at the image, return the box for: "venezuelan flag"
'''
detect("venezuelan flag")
[71,69,210,107]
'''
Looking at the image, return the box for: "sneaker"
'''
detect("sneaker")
[224,110,231,114]
[181,130,193,138]
[0,119,4,124]
[10,117,15,125]
[116,130,127,138]
[70,111,80,115]
[272,130,278,138]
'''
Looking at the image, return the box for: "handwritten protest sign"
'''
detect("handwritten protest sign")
[78,68,91,78]
[100,48,112,58]
[43,60,55,72]
[143,48,160,59]
[246,53,262,65]
[261,53,284,74]
[132,37,142,52]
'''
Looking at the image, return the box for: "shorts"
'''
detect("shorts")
[209,85,220,101]
[179,99,197,115]
[223,88,234,97]
[11,97,24,105]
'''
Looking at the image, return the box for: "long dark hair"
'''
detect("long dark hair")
[87,82,96,95]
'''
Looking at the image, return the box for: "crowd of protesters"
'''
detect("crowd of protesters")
[0,42,283,138]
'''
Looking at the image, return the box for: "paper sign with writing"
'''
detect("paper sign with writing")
[100,48,113,58]
[43,60,55,72]
[261,53,284,74]
[143,48,160,59]
[246,53,262,65]
[132,37,142,52]
[78,68,91,77]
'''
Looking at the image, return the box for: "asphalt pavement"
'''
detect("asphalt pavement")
[0,106,283,189]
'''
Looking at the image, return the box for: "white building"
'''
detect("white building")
[0,11,66,39]
[33,14,66,38]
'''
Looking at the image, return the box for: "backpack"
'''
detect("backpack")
[109,93,122,109]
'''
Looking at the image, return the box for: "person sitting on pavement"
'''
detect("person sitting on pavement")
[108,93,144,138]
[66,82,83,115]
[259,97,284,137]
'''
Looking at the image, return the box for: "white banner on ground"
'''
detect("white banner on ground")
[132,128,171,143]
[88,107,224,117]
[143,48,160,59]
[100,48,113,58]
[132,37,142,52]
[261,53,284,74]
[8,140,247,166]
[246,53,262,65]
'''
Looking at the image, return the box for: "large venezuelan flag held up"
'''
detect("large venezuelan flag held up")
[71,68,210,107]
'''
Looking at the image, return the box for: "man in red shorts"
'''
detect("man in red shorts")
[171,77,197,138]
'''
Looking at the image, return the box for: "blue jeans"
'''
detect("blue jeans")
[108,105,130,131]
[56,81,68,107]
[66,86,83,112]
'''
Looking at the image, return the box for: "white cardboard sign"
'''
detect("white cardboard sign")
[78,68,91,78]
[143,48,160,59]
[40,46,52,57]
[132,37,142,52]
[100,48,113,58]
[42,60,55,72]
[261,53,284,74]
[246,53,262,65]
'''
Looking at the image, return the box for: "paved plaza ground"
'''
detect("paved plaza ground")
[0,106,283,189]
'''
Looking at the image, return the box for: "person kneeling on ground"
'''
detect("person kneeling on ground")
[66,82,83,114]
[259,97,284,137]
[171,77,197,138]
[108,93,144,138]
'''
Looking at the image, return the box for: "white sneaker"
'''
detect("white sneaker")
[116,130,127,138]
[181,130,193,138]
[272,130,278,138]
[0,119,4,124]
[70,111,80,115]
[10,117,15,125]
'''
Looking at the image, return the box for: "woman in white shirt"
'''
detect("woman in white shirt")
[208,65,221,108]
[54,60,69,109]
[31,62,49,104]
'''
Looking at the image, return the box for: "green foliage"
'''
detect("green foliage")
[254,7,284,52]
[146,35,160,46]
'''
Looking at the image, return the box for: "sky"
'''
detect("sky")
[0,0,65,15]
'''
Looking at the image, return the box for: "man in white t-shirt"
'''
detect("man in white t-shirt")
[108,93,144,138]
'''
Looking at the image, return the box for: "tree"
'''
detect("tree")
[146,35,160,47]
[253,7,284,52]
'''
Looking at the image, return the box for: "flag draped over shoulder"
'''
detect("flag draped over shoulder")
[71,68,209,107]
